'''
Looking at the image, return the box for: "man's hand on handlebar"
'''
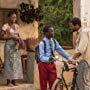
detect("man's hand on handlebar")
[68,60,73,64]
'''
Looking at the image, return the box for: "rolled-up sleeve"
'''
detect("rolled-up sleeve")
[39,42,50,62]
[55,40,72,61]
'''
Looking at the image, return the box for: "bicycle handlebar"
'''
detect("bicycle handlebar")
[49,56,79,71]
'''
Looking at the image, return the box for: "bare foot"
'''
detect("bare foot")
[7,83,14,87]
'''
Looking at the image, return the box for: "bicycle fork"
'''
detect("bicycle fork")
[59,74,68,90]
[70,68,78,90]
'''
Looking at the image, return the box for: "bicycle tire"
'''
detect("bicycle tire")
[51,78,63,90]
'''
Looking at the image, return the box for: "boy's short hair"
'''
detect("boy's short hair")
[43,25,53,33]
[70,17,81,26]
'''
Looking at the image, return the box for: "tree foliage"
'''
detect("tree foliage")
[39,0,73,46]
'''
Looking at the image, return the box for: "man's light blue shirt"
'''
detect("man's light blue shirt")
[39,37,72,62]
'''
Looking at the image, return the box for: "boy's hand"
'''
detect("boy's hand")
[49,56,54,61]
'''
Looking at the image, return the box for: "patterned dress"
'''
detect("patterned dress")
[3,24,23,80]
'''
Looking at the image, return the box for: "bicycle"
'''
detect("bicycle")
[51,58,79,90]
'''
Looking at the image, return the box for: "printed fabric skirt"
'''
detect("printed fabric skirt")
[4,40,23,80]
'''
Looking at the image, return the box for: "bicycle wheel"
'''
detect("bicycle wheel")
[51,78,63,90]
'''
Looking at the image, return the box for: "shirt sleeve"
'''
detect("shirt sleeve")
[39,41,50,62]
[75,31,88,54]
[2,24,8,31]
[55,40,72,61]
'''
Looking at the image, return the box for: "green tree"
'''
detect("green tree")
[39,0,73,46]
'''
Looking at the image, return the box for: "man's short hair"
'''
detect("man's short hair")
[43,25,53,33]
[70,17,81,26]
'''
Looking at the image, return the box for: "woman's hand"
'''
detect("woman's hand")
[8,34,19,41]
[13,36,19,41]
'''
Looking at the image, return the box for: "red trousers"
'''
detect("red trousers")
[38,62,57,90]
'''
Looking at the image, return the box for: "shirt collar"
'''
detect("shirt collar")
[43,37,53,41]
[43,37,49,40]
[78,27,82,33]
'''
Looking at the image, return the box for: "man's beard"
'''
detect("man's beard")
[73,29,77,32]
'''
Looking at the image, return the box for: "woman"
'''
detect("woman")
[2,11,23,86]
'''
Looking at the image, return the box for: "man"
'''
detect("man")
[38,25,72,90]
[69,17,90,90]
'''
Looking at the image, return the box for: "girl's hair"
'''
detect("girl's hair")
[8,10,16,17]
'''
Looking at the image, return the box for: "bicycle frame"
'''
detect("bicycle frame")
[51,60,78,90]
[70,67,78,90]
